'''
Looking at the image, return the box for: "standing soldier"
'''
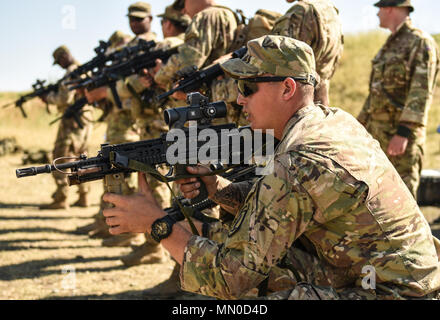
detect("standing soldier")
[152,0,239,94]
[120,3,192,269]
[39,46,93,210]
[271,0,344,106]
[83,2,159,248]
[357,0,440,198]
[137,0,240,298]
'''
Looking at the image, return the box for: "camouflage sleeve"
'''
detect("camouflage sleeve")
[180,154,315,299]
[399,37,439,126]
[154,11,224,87]
[211,180,254,215]
[46,83,75,111]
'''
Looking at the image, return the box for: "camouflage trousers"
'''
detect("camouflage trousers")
[365,120,424,199]
[51,115,92,201]
[265,246,440,300]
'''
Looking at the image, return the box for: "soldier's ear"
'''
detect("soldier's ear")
[282,78,296,100]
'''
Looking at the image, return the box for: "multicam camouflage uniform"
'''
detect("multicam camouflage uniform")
[358,16,440,199]
[179,36,440,300]
[154,4,239,124]
[45,47,93,207]
[211,9,283,126]
[271,0,344,105]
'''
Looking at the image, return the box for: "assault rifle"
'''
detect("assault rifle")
[16,93,272,233]
[157,47,247,101]
[2,79,60,118]
[49,97,88,129]
[65,39,156,82]
[16,92,271,201]
[68,45,179,92]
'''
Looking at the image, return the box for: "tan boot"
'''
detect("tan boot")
[87,214,112,239]
[142,264,184,299]
[121,242,167,267]
[39,200,70,210]
[72,193,89,208]
[101,233,145,247]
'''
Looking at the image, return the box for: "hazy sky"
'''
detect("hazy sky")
[1,0,439,91]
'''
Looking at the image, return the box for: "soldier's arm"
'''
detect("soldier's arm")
[46,83,75,109]
[180,155,315,299]
[154,11,223,88]
[398,37,439,128]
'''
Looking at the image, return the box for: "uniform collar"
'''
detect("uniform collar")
[279,104,317,143]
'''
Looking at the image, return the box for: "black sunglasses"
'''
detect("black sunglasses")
[236,76,311,97]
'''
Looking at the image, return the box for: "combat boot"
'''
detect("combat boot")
[72,193,89,208]
[101,233,145,247]
[142,264,184,299]
[39,199,70,210]
[121,242,167,267]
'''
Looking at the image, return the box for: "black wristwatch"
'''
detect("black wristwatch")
[150,215,177,243]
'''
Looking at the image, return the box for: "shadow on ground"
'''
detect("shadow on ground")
[0,256,125,281]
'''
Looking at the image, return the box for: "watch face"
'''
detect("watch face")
[155,220,170,237]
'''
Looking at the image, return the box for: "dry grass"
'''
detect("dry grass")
[0,31,439,300]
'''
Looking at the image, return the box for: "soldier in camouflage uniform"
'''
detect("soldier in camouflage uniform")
[119,4,191,269]
[40,46,93,210]
[358,0,440,199]
[102,36,440,300]
[83,2,158,247]
[271,0,344,106]
[151,0,239,108]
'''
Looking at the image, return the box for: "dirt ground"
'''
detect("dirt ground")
[0,91,439,300]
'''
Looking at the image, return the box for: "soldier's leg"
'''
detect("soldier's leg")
[40,122,71,210]
[265,246,377,300]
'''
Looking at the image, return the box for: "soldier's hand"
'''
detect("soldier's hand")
[171,90,187,101]
[139,68,154,88]
[84,87,108,103]
[387,135,408,156]
[102,172,163,235]
[39,94,48,104]
[175,166,219,199]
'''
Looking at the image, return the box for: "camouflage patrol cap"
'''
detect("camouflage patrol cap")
[374,0,414,12]
[221,35,318,86]
[172,0,185,11]
[157,5,191,28]
[127,2,152,18]
[52,45,71,65]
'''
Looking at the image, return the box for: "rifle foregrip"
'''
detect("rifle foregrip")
[16,165,52,178]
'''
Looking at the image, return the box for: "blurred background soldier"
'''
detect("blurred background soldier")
[120,3,192,270]
[39,46,93,210]
[271,0,344,106]
[357,0,440,199]
[82,2,161,249]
